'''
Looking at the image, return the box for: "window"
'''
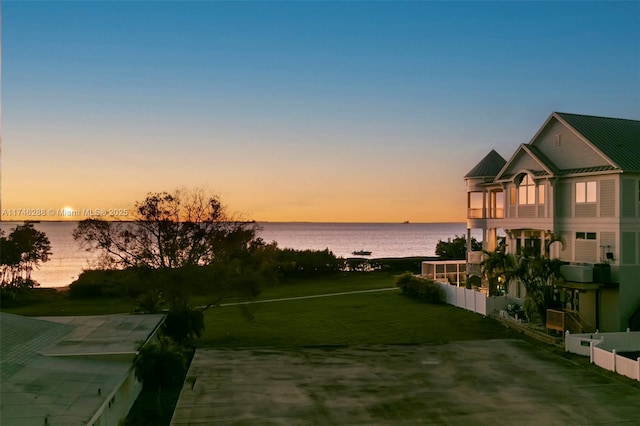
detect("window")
[576,232,596,240]
[518,175,535,205]
[576,181,596,203]
[468,192,483,218]
[510,186,516,206]
[538,184,545,205]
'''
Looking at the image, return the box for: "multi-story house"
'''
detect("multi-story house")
[465,112,640,332]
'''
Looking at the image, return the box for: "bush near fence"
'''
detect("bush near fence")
[395,273,444,304]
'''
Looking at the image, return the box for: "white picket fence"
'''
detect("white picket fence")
[566,330,640,381]
[435,281,510,317]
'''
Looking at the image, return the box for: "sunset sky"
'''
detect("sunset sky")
[2,1,639,223]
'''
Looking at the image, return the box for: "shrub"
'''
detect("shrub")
[275,248,343,278]
[395,272,444,304]
[68,270,123,299]
[435,235,481,260]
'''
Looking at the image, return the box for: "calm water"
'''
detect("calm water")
[0,221,470,288]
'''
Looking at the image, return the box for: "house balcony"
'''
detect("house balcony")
[467,208,504,219]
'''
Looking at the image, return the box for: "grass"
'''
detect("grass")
[1,272,398,317]
[0,288,135,316]
[189,271,399,307]
[198,286,523,347]
[3,272,524,350]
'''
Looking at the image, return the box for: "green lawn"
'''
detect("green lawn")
[3,272,524,351]
[198,288,522,348]
[0,289,135,316]
[1,272,396,317]
[189,271,399,307]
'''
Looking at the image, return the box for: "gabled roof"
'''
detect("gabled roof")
[495,144,556,182]
[464,149,507,179]
[554,112,640,172]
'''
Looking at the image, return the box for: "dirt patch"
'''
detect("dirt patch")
[171,339,640,425]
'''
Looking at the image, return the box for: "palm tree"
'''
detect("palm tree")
[133,337,187,390]
[162,299,205,346]
[512,255,564,323]
[544,233,566,259]
[481,248,517,296]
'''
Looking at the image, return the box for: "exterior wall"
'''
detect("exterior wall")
[601,288,621,332]
[552,174,622,265]
[89,367,142,426]
[618,266,640,331]
[579,292,597,329]
[533,119,611,169]
[618,174,640,330]
[620,176,639,218]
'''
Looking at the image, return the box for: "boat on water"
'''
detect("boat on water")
[352,250,372,256]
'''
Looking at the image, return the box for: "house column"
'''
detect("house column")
[487,228,497,252]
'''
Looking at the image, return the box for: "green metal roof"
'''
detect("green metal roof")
[555,112,640,172]
[525,145,558,175]
[1,313,165,426]
[464,149,507,179]
[557,165,618,176]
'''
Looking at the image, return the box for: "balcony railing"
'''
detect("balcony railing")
[467,208,483,219]
[467,208,504,219]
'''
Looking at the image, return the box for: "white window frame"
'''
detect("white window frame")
[576,181,597,203]
[576,232,597,240]
[518,175,535,205]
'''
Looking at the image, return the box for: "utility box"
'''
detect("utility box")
[560,264,593,283]
[593,263,611,283]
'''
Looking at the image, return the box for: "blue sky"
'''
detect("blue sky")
[2,1,639,222]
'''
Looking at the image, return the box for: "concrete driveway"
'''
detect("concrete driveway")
[170,340,640,425]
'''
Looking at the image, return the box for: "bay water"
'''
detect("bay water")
[0,221,469,288]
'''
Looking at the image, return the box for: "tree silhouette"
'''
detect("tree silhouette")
[0,223,51,288]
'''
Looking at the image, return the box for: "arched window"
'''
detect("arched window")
[518,174,535,205]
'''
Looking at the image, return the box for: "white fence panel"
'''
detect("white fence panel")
[441,283,457,305]
[455,287,466,309]
[464,289,475,312]
[615,354,640,381]
[593,346,615,372]
[486,296,509,315]
[565,333,603,357]
[475,292,487,316]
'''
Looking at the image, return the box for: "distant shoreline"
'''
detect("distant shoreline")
[1,220,466,225]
